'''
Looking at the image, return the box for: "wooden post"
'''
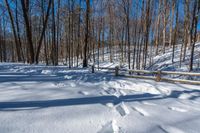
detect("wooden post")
[156,70,162,82]
[115,66,119,76]
[92,65,94,73]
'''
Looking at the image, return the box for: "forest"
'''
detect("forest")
[0,0,199,71]
[1,1,200,133]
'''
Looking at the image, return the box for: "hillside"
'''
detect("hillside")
[149,42,200,72]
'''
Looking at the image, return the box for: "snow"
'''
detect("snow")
[149,42,200,73]
[115,102,130,117]
[0,63,200,133]
[91,43,200,81]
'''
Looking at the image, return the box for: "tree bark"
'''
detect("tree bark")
[21,0,35,64]
[5,0,22,62]
[83,0,90,67]
[35,0,52,64]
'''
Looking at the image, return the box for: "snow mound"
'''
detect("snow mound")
[64,75,73,79]
[41,70,52,75]
[98,120,119,133]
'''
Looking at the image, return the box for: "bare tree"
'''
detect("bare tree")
[5,0,22,62]
[189,0,199,71]
[21,0,35,64]
[35,0,52,64]
[172,1,179,63]
[83,0,90,67]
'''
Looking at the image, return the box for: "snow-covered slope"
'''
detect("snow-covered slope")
[92,42,200,73]
[149,42,200,72]
[0,63,200,133]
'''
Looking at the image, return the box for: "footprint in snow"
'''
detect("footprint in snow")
[178,93,193,100]
[104,88,117,95]
[119,90,126,96]
[55,82,66,88]
[168,107,188,112]
[179,92,200,100]
[78,91,90,96]
[132,106,149,116]
[70,82,76,87]
[105,103,114,108]
[159,125,185,133]
[100,91,108,96]
[105,88,125,97]
[98,119,121,133]
[191,100,200,105]
[41,70,52,75]
[116,102,130,117]
[64,75,73,79]
[142,101,157,106]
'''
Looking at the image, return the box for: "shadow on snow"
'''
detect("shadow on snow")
[0,89,200,111]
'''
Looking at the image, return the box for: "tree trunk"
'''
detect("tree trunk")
[189,0,199,71]
[5,0,22,62]
[35,0,52,64]
[21,0,35,64]
[172,2,179,63]
[83,0,90,67]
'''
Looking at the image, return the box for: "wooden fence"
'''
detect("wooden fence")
[92,66,200,85]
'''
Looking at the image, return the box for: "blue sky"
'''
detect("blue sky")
[0,0,199,31]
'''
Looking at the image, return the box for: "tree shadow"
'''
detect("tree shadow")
[168,89,200,100]
[0,93,161,111]
[146,80,200,100]
[0,67,119,83]
[1,88,199,112]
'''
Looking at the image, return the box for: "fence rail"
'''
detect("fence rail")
[92,66,200,85]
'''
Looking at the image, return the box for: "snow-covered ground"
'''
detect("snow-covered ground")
[149,42,200,72]
[93,42,200,72]
[0,63,200,133]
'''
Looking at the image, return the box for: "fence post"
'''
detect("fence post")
[115,66,119,76]
[156,70,162,82]
[92,65,94,73]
